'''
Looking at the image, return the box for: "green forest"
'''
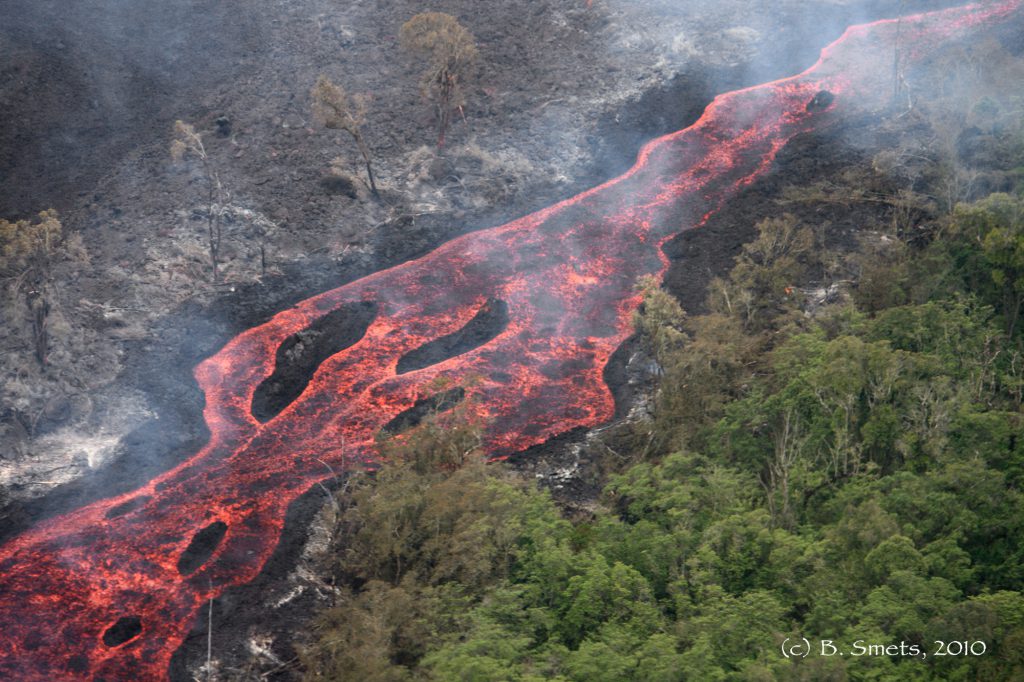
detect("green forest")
[296,180,1024,680]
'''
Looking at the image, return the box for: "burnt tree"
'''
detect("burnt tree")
[400,12,478,151]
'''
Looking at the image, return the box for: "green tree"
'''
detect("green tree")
[558,554,662,647]
[682,586,787,674]
[708,214,817,332]
[946,193,1024,336]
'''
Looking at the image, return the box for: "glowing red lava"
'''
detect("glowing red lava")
[0,2,1018,678]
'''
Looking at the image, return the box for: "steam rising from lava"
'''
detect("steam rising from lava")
[0,2,1019,679]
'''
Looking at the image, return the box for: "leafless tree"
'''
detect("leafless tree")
[311,75,379,197]
[171,121,227,284]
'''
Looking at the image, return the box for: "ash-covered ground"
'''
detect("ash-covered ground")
[0,0,993,678]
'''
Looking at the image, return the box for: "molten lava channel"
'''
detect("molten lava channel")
[0,2,1019,678]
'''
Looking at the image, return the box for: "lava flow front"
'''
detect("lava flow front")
[0,2,1019,679]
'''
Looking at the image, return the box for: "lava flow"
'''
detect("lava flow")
[0,2,1019,679]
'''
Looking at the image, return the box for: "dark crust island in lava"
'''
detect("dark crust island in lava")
[0,2,1020,679]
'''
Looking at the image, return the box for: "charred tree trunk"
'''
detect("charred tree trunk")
[354,134,379,198]
[27,291,49,368]
[436,69,456,151]
[208,217,221,285]
[201,156,223,285]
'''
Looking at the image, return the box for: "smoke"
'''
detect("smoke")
[0,0,260,217]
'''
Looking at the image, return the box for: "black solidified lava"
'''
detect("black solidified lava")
[806,90,835,112]
[102,616,142,647]
[177,521,229,576]
[104,496,152,519]
[251,301,378,422]
[397,298,509,374]
[381,388,466,435]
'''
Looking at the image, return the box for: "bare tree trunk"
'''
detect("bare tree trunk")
[768,408,802,529]
[437,105,449,149]
[27,291,49,368]
[208,219,220,285]
[436,70,455,150]
[354,134,379,198]
[202,157,222,284]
